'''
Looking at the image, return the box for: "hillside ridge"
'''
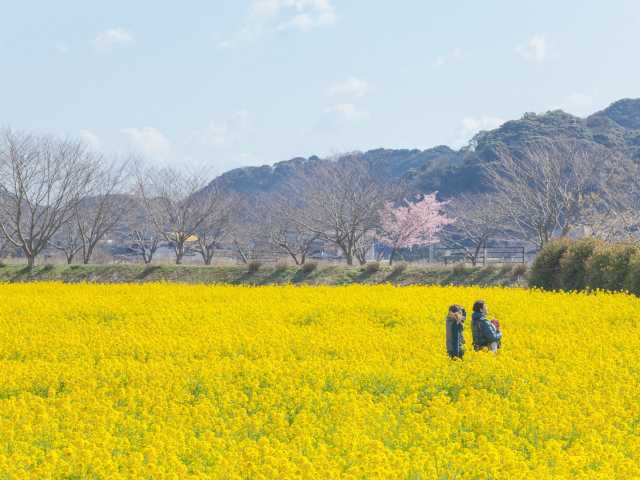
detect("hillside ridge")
[205,98,640,199]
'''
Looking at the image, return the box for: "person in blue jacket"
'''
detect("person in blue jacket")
[471,300,502,352]
[445,304,466,359]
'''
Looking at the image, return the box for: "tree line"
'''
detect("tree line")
[0,127,637,267]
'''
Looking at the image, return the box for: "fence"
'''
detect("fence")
[439,246,526,266]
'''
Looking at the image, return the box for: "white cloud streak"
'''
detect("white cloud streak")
[190,122,229,147]
[95,28,133,49]
[219,0,336,48]
[516,34,548,63]
[327,77,371,98]
[454,116,504,148]
[188,110,253,147]
[121,127,171,158]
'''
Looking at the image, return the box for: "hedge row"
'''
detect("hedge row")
[530,238,640,294]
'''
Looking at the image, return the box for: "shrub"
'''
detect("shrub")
[586,244,637,291]
[481,264,497,274]
[391,263,407,276]
[300,262,317,275]
[511,263,528,278]
[607,245,638,290]
[452,263,467,276]
[363,262,380,274]
[498,264,513,275]
[274,262,288,273]
[529,239,571,290]
[247,261,262,273]
[559,238,599,291]
[624,252,640,295]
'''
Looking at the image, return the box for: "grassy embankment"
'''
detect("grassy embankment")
[0,262,527,286]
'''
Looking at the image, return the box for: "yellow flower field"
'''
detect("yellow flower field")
[0,283,639,479]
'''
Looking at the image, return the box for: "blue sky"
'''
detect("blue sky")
[1,1,639,174]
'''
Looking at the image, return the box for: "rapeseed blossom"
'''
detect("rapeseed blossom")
[0,283,639,478]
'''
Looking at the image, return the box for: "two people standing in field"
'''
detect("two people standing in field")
[445,300,502,359]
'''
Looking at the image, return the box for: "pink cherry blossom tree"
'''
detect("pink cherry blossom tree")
[378,193,453,264]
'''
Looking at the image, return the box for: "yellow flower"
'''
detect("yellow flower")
[0,283,638,478]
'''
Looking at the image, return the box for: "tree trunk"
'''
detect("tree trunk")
[472,242,483,267]
[175,246,184,265]
[388,248,396,265]
[27,254,35,268]
[83,245,95,265]
[288,252,301,265]
[203,248,214,265]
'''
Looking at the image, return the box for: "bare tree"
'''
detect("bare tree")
[137,167,223,264]
[127,201,162,264]
[75,160,133,264]
[441,194,505,266]
[192,187,233,265]
[287,160,388,265]
[0,129,94,267]
[354,233,375,265]
[53,160,133,264]
[228,208,265,264]
[483,139,613,249]
[580,159,640,242]
[255,196,319,265]
[51,221,83,264]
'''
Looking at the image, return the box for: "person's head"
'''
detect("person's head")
[448,304,466,323]
[473,300,487,315]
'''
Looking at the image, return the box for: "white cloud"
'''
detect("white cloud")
[278,13,315,31]
[324,103,369,122]
[454,116,504,148]
[188,110,253,147]
[251,0,335,19]
[79,129,101,150]
[189,122,229,147]
[121,127,171,158]
[95,28,133,49]
[516,34,548,63]
[220,0,336,48]
[433,47,463,68]
[327,76,371,98]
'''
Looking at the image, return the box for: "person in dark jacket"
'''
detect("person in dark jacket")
[471,300,502,352]
[445,304,466,359]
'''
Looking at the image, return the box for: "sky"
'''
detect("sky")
[1,0,640,175]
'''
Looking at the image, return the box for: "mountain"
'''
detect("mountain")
[586,98,640,159]
[205,98,640,200]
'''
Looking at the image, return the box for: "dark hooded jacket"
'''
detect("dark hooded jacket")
[471,311,502,350]
[446,310,465,358]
